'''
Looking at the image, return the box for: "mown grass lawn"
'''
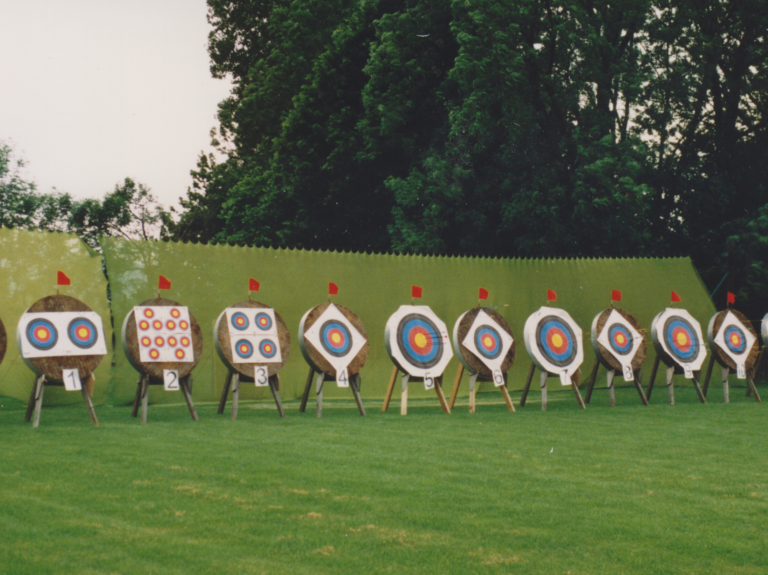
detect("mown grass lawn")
[0,384,767,575]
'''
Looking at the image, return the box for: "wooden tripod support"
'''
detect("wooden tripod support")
[645,355,706,404]
[299,367,366,417]
[131,373,198,423]
[519,362,585,410]
[701,353,761,403]
[218,369,285,419]
[583,358,648,406]
[447,364,515,413]
[381,364,450,415]
[25,373,98,428]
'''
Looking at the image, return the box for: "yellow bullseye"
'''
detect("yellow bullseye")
[36,328,47,339]
[483,336,493,347]
[676,333,688,346]
[414,333,427,348]
[616,333,626,345]
[551,334,564,348]
[332,333,342,344]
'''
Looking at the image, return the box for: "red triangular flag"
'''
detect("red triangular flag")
[249,278,260,292]
[727,291,735,305]
[412,285,423,299]
[611,289,622,302]
[547,289,557,302]
[671,290,681,303]
[158,275,171,290]
[479,287,489,300]
[57,271,71,286]
[328,282,339,296]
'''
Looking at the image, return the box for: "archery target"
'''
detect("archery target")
[385,305,452,380]
[224,307,282,364]
[593,309,643,381]
[651,308,706,377]
[455,309,514,384]
[524,306,583,385]
[710,310,756,378]
[134,306,194,363]
[18,311,107,358]
[303,303,366,386]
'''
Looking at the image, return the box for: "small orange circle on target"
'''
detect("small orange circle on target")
[149,349,160,360]
[175,349,185,360]
[170,309,181,318]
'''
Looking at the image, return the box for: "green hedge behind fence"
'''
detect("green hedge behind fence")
[0,228,718,407]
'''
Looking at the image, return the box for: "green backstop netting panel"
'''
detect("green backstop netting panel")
[0,228,112,407]
[102,238,716,406]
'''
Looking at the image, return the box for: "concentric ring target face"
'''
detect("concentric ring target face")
[320,320,352,358]
[230,312,249,331]
[235,339,254,359]
[593,309,643,381]
[475,325,503,359]
[133,306,194,363]
[259,339,278,359]
[524,306,584,383]
[397,314,442,369]
[454,309,514,380]
[608,324,633,355]
[67,317,98,349]
[255,312,273,331]
[711,310,756,377]
[724,326,746,354]
[385,305,453,379]
[27,319,58,351]
[651,308,706,375]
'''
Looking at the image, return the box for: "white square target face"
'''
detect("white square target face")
[226,308,282,364]
[303,304,366,386]
[18,311,107,358]
[596,309,643,381]
[523,306,584,385]
[134,306,194,363]
[461,310,513,376]
[385,305,453,381]
[713,311,755,379]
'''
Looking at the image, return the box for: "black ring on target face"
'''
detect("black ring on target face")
[535,315,577,368]
[259,338,278,359]
[474,324,503,360]
[607,323,633,356]
[319,320,352,358]
[396,313,443,370]
[255,312,273,331]
[662,315,700,363]
[234,339,254,360]
[67,317,98,349]
[27,319,59,351]
[723,325,747,355]
[230,312,249,331]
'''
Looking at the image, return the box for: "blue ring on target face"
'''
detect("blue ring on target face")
[396,314,442,369]
[608,324,633,356]
[320,320,352,358]
[231,312,249,331]
[535,316,576,367]
[27,319,59,351]
[663,317,699,362]
[259,338,278,359]
[254,312,273,331]
[234,339,254,360]
[724,325,747,354]
[67,317,98,349]
[474,325,502,360]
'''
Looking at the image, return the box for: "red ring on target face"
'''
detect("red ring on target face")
[170,309,181,319]
[166,320,176,330]
[141,336,152,347]
[153,320,163,330]
[179,320,189,330]
[175,349,186,360]
[180,336,190,347]
[138,320,150,331]
[143,309,154,319]
[149,349,160,360]
[168,336,177,347]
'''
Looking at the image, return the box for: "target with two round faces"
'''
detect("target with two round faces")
[651,308,706,377]
[17,311,107,358]
[134,306,194,363]
[711,310,756,379]
[594,309,643,381]
[524,306,583,385]
[303,303,365,386]
[385,305,453,381]
[225,308,282,364]
[457,310,514,385]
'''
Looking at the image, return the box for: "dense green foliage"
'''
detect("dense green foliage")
[173,0,768,314]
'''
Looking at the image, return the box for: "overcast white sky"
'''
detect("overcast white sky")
[0,0,232,209]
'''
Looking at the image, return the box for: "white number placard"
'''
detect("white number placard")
[18,311,107,359]
[254,366,269,387]
[62,368,82,391]
[163,369,180,391]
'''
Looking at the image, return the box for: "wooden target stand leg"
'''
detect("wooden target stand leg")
[133,373,198,423]
[25,374,98,428]
[382,365,399,412]
[385,371,449,416]
[645,355,661,401]
[299,366,365,417]
[218,370,285,419]
[586,358,648,407]
[519,363,585,410]
[448,364,514,413]
[647,361,707,405]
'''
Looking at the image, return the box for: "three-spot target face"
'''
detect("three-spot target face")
[18,311,107,358]
[302,303,366,380]
[710,310,756,376]
[385,306,452,378]
[524,307,584,382]
[27,319,58,351]
[651,308,706,374]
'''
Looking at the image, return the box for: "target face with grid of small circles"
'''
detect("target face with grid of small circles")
[651,308,706,376]
[225,307,282,363]
[18,311,107,358]
[711,310,756,378]
[134,306,194,363]
[524,306,584,385]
